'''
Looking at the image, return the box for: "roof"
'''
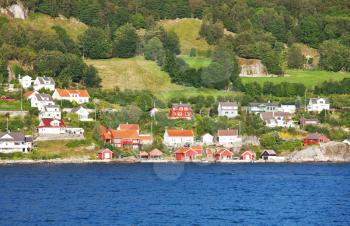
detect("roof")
[175,147,197,154]
[35,93,54,102]
[43,105,60,111]
[118,124,140,131]
[0,132,25,142]
[149,149,163,157]
[99,149,113,154]
[191,146,203,152]
[309,98,330,104]
[139,134,153,141]
[216,148,233,156]
[111,129,140,139]
[306,133,327,140]
[71,107,88,114]
[23,91,37,98]
[241,150,254,156]
[38,118,66,128]
[36,77,55,85]
[260,112,291,121]
[219,102,237,109]
[249,102,279,107]
[218,129,238,137]
[262,150,276,155]
[55,89,90,98]
[166,129,194,137]
[172,103,192,109]
[139,151,149,157]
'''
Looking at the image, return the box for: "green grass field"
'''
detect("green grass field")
[180,55,211,69]
[0,100,29,111]
[241,70,350,88]
[160,19,212,55]
[15,13,87,41]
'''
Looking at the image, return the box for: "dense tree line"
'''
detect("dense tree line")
[314,78,350,95]
[243,81,306,97]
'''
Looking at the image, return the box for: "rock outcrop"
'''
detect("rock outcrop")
[287,142,350,162]
[239,58,269,77]
[0,1,28,19]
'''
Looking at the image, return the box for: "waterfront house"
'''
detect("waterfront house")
[241,150,255,161]
[168,103,193,120]
[307,98,330,112]
[139,151,149,159]
[201,133,214,145]
[39,105,61,120]
[52,89,90,104]
[218,102,239,118]
[33,77,55,91]
[175,147,199,161]
[300,117,319,127]
[0,132,33,153]
[149,149,163,160]
[30,93,55,111]
[215,148,233,161]
[248,102,280,114]
[304,133,329,145]
[100,125,153,149]
[191,146,203,155]
[19,75,32,89]
[217,129,241,147]
[71,106,91,121]
[37,118,67,135]
[260,112,295,128]
[98,149,113,160]
[163,129,194,147]
[261,150,277,160]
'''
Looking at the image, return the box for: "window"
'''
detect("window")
[185,112,190,116]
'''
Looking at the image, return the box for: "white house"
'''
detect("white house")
[218,102,239,118]
[217,129,241,147]
[71,107,91,121]
[19,75,32,89]
[163,129,194,147]
[307,98,330,112]
[248,102,281,114]
[0,132,33,153]
[281,105,296,114]
[30,93,55,111]
[39,105,61,120]
[33,77,55,91]
[260,112,295,128]
[201,133,214,145]
[52,89,90,104]
[38,118,67,135]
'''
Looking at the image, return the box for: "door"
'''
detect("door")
[105,153,110,159]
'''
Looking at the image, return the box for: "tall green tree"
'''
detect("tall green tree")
[113,23,138,58]
[79,27,112,59]
[287,45,305,69]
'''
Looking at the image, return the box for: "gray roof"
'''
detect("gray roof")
[260,112,291,120]
[309,98,330,104]
[306,133,324,140]
[37,77,55,85]
[219,102,237,108]
[172,103,191,109]
[71,107,87,113]
[0,132,25,142]
[249,102,279,107]
[262,150,276,155]
[35,93,53,102]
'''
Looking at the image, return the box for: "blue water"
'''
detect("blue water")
[0,163,350,225]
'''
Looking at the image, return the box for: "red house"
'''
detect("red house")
[304,133,330,145]
[215,148,233,161]
[98,149,113,160]
[168,103,193,120]
[241,150,255,161]
[191,146,203,155]
[175,147,199,161]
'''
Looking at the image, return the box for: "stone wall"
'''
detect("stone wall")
[239,58,269,77]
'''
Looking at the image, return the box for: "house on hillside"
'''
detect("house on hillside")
[260,112,295,128]
[217,129,241,147]
[248,102,281,114]
[300,117,319,127]
[281,105,296,114]
[33,77,55,91]
[168,103,193,120]
[163,129,194,147]
[218,102,239,118]
[37,118,84,136]
[52,89,90,104]
[304,133,329,146]
[100,124,153,149]
[39,105,61,120]
[30,93,55,111]
[307,98,330,112]
[201,133,214,145]
[19,75,32,89]
[71,106,91,121]
[23,91,39,100]
[0,132,33,153]
[215,148,233,161]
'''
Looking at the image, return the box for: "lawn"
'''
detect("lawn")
[0,100,29,111]
[15,13,87,41]
[241,70,350,88]
[160,18,212,55]
[180,55,211,69]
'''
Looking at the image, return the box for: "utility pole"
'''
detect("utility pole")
[18,74,23,111]
[6,116,9,133]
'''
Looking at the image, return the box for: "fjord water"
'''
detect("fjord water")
[0,163,349,225]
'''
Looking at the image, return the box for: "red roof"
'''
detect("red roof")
[38,118,66,128]
[111,129,140,139]
[175,147,199,155]
[55,89,89,97]
[23,91,34,98]
[149,149,163,157]
[99,149,113,154]
[218,129,238,136]
[118,124,140,130]
[216,148,233,156]
[241,150,254,156]
[167,129,194,137]
[140,151,149,157]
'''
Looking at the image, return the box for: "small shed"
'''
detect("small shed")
[241,150,255,161]
[149,149,163,159]
[304,133,329,145]
[175,148,198,161]
[261,150,276,160]
[215,148,233,161]
[98,149,113,160]
[139,151,149,159]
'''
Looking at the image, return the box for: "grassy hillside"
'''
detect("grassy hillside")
[241,70,350,88]
[160,18,211,55]
[15,13,87,41]
[180,55,211,69]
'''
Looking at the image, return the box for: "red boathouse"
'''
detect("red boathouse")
[304,133,329,145]
[215,148,233,161]
[98,149,113,160]
[175,147,198,161]
[241,150,255,161]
